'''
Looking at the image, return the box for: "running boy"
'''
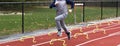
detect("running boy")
[49,0,74,40]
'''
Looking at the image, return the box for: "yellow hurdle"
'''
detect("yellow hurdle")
[98,22,102,26]
[101,29,106,34]
[50,39,66,46]
[87,24,95,28]
[93,25,99,33]
[80,27,83,32]
[118,20,120,24]
[86,24,90,28]
[48,31,57,36]
[93,28,106,34]
[70,27,73,31]
[73,33,83,38]
[85,33,89,39]
[87,24,94,28]
[93,29,99,33]
[73,33,89,39]
[97,28,106,34]
[107,22,111,25]
[107,21,114,26]
[95,24,99,30]
[48,32,52,36]
[19,36,36,43]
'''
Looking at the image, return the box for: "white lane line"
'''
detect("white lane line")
[76,31,120,46]
[117,44,120,46]
[32,26,120,46]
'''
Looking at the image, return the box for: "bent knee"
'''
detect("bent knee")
[55,17,60,21]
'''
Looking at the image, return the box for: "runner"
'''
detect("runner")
[49,0,74,40]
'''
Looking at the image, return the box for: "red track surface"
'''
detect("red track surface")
[0,20,120,46]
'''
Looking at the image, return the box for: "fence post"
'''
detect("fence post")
[82,2,85,22]
[22,2,24,33]
[74,4,77,24]
[100,1,103,20]
[116,1,118,17]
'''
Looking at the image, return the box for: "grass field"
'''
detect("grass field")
[0,6,120,36]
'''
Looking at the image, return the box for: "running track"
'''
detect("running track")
[0,20,120,46]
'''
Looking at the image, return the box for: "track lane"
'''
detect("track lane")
[0,20,120,46]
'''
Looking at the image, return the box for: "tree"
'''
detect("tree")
[0,0,24,2]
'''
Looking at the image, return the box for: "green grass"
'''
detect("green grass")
[84,7,117,21]
[0,7,120,36]
[0,15,22,36]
